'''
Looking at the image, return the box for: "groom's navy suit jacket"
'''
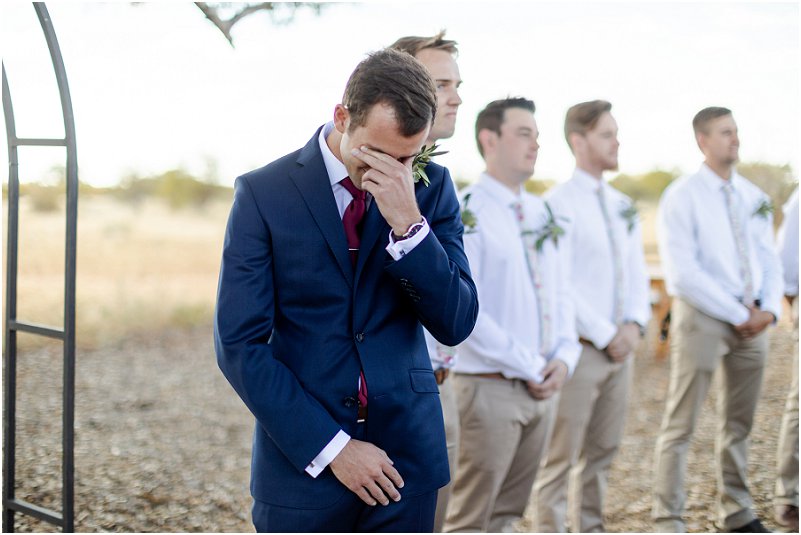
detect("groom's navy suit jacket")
[214,126,479,509]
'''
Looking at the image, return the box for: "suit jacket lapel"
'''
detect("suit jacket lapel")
[354,199,389,288]
[291,129,354,288]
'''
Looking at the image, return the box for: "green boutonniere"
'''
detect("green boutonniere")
[522,202,567,251]
[753,199,774,219]
[412,144,447,187]
[461,192,478,234]
[620,202,639,233]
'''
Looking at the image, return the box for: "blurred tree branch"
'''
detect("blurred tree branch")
[194,2,326,46]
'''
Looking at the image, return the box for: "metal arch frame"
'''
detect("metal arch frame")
[3,2,78,532]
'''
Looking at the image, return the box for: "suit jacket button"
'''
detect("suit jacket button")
[355,332,365,343]
[343,396,357,408]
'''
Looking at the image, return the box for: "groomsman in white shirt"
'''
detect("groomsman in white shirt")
[444,97,581,532]
[653,107,783,533]
[533,100,651,532]
[774,187,798,531]
[389,30,463,533]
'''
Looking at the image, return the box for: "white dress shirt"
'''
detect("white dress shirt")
[306,122,431,478]
[454,173,581,381]
[658,163,783,325]
[547,169,652,349]
[778,188,799,297]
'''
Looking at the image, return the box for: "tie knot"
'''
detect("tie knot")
[341,177,365,200]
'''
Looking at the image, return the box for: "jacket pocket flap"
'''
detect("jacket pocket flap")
[409,369,439,393]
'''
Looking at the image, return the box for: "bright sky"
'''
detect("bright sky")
[1,1,798,187]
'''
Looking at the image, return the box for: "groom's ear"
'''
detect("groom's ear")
[334,104,349,134]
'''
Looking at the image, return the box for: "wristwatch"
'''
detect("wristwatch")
[392,218,426,242]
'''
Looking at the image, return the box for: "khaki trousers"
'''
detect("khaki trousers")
[775,301,799,508]
[652,298,769,532]
[444,374,556,533]
[534,343,632,532]
[434,377,461,532]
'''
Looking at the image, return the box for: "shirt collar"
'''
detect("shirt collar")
[318,121,348,187]
[478,172,523,206]
[571,167,605,193]
[698,162,743,193]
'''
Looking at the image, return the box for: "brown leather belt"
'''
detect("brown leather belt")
[579,337,593,346]
[465,372,508,381]
[357,404,368,423]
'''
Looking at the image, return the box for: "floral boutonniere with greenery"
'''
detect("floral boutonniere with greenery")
[523,202,567,252]
[619,201,639,233]
[753,199,774,219]
[460,192,478,234]
[412,144,448,187]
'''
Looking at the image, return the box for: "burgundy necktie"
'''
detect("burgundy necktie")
[340,177,367,267]
[340,177,369,409]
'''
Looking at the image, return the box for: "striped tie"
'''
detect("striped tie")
[723,182,754,306]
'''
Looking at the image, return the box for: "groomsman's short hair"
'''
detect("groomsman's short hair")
[388,30,459,58]
[342,49,437,137]
[693,106,732,135]
[475,97,536,157]
[564,100,612,151]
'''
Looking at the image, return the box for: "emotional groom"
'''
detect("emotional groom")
[214,49,479,532]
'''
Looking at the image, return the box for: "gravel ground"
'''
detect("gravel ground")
[8,318,797,533]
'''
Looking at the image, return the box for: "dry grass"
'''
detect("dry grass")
[2,195,231,349]
[2,195,662,351]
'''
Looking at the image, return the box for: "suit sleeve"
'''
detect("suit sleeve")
[384,167,479,347]
[214,177,342,474]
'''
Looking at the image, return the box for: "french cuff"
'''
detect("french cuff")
[305,430,350,478]
[584,322,617,350]
[727,304,751,327]
[385,218,430,261]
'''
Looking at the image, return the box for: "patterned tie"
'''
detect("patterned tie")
[597,185,625,324]
[339,177,369,409]
[511,201,552,355]
[723,182,754,306]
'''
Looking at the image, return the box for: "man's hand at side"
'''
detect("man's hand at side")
[329,438,404,506]
[605,323,640,362]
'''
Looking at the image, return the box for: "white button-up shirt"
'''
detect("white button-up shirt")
[454,173,581,381]
[778,188,799,297]
[547,169,651,349]
[658,163,783,325]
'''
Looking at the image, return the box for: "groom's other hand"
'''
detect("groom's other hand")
[329,439,405,506]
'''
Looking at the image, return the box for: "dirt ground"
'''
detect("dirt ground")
[8,315,798,533]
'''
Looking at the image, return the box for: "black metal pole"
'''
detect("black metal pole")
[33,3,78,532]
[2,63,21,535]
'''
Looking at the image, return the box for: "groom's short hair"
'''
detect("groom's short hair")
[342,48,437,137]
[388,30,459,58]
